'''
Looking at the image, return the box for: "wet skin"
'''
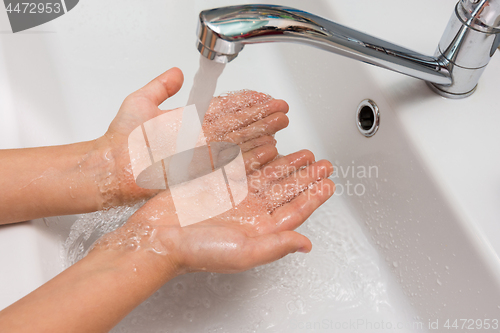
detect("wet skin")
[0,67,335,333]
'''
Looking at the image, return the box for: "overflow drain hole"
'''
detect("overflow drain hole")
[356,99,380,137]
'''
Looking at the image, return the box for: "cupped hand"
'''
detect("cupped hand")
[99,149,335,275]
[95,68,290,208]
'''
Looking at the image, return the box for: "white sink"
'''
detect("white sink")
[1,0,500,332]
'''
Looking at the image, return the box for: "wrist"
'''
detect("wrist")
[89,226,182,288]
[91,207,183,277]
[87,135,120,210]
[70,137,118,212]
[92,133,159,210]
[89,244,180,285]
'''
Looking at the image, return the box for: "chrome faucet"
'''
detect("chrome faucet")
[196,1,500,99]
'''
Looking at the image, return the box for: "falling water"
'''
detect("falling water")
[187,55,226,123]
[174,55,226,153]
[166,55,226,183]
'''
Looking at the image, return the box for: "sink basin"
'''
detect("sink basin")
[1,0,500,331]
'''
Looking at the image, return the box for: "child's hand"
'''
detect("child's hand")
[96,68,290,208]
[97,150,335,275]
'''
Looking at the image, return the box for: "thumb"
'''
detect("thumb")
[135,67,184,106]
[242,231,312,269]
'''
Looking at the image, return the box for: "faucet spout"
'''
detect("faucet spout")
[196,5,452,86]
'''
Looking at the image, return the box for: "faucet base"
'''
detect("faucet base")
[427,81,477,99]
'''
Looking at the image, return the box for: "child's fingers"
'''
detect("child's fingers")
[204,99,288,137]
[235,230,312,271]
[261,160,333,212]
[247,150,316,190]
[243,144,278,174]
[223,113,289,145]
[271,179,335,232]
[132,67,184,107]
[238,135,277,153]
